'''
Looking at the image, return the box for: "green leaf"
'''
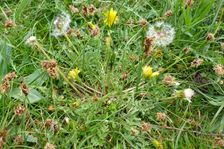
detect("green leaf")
[24,69,48,86]
[0,40,12,78]
[209,96,224,106]
[9,88,43,104]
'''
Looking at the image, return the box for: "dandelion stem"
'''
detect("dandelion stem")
[64,34,80,55]
[36,44,51,59]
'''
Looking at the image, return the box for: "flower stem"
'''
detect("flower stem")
[36,43,82,96]
[64,33,80,55]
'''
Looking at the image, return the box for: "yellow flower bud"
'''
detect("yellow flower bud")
[68,68,80,80]
[87,22,96,29]
[151,71,160,77]
[142,65,153,78]
[152,139,163,149]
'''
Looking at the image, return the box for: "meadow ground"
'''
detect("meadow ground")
[0,0,224,148]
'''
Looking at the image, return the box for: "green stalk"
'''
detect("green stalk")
[36,43,82,96]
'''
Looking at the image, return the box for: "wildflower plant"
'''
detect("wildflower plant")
[0,1,224,148]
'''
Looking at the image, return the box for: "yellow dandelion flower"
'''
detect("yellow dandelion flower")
[142,65,160,78]
[68,68,80,80]
[104,8,118,27]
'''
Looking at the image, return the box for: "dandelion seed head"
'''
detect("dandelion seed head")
[146,21,175,46]
[25,36,37,46]
[52,12,71,37]
[183,88,195,102]
[63,117,70,125]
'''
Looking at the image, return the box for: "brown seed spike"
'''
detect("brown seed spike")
[185,0,194,7]
[3,71,16,81]
[82,5,96,17]
[164,10,173,17]
[190,58,203,68]
[69,5,79,14]
[15,105,26,116]
[82,6,88,17]
[144,37,154,56]
[88,4,96,15]
[141,122,151,132]
[42,60,58,79]
[0,72,16,93]
[0,80,10,93]
[44,142,56,149]
[214,64,224,76]
[139,19,148,27]
[156,112,167,121]
[206,33,215,41]
[20,81,29,96]
[214,138,224,147]
[90,26,100,37]
[4,19,16,28]
[14,135,24,145]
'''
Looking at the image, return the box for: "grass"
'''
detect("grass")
[0,0,224,148]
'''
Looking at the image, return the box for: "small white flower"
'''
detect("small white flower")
[63,117,70,125]
[146,21,175,46]
[25,36,37,46]
[52,12,71,37]
[183,88,195,102]
[175,82,181,86]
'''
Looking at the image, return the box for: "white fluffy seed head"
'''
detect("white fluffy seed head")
[146,21,175,47]
[52,12,71,37]
[63,117,70,125]
[25,36,37,46]
[183,88,195,102]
